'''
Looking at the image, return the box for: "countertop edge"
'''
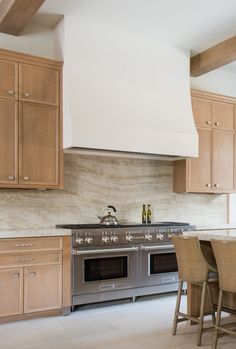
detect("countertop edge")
[0,228,71,239]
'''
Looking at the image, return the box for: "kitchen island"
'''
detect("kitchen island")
[0,228,71,323]
[184,230,236,317]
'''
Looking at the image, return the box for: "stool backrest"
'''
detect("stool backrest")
[211,239,236,293]
[172,236,209,283]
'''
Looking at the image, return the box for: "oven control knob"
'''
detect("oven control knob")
[85,237,93,244]
[126,235,134,242]
[111,236,118,243]
[145,234,152,241]
[102,236,110,243]
[156,233,164,241]
[75,238,84,245]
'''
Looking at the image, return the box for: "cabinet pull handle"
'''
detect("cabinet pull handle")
[8,175,15,180]
[24,92,31,97]
[206,121,211,125]
[214,184,220,188]
[24,176,30,181]
[206,184,211,187]
[8,90,15,95]
[214,122,220,126]
[17,258,35,263]
[13,272,20,278]
[15,243,35,248]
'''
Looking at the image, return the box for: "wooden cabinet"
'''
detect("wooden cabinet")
[19,64,60,105]
[0,49,63,189]
[0,59,18,100]
[19,103,59,186]
[174,90,236,193]
[24,265,62,313]
[0,99,18,184]
[0,236,71,322]
[188,128,212,191]
[213,130,234,191]
[0,268,23,317]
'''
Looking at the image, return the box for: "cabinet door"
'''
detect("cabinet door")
[191,97,212,128]
[0,59,18,100]
[19,64,60,105]
[213,130,234,191]
[0,268,23,317]
[188,128,212,191]
[19,102,60,187]
[24,265,62,313]
[0,99,18,185]
[212,101,234,130]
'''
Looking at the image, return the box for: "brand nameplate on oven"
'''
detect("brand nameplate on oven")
[99,284,115,291]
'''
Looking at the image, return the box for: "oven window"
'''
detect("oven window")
[84,256,128,282]
[150,253,178,274]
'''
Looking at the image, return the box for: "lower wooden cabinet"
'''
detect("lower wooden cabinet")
[24,265,62,313]
[0,236,71,322]
[0,268,23,318]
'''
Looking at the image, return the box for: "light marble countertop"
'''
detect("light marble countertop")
[184,229,236,241]
[195,224,236,231]
[0,228,71,239]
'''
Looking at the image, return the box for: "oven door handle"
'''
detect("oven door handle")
[73,246,140,255]
[140,244,174,251]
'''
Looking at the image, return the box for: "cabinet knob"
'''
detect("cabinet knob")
[13,272,20,278]
[8,175,15,181]
[24,92,31,97]
[206,184,211,187]
[214,122,220,126]
[214,184,220,188]
[8,90,15,95]
[29,271,36,277]
[206,121,211,125]
[24,176,30,181]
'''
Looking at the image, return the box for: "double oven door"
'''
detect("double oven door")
[140,243,179,287]
[73,246,139,295]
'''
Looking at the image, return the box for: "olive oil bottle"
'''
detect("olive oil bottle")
[147,204,152,224]
[142,204,147,224]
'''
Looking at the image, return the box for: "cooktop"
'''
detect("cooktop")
[57,222,193,229]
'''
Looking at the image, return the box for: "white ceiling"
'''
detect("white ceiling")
[33,0,236,55]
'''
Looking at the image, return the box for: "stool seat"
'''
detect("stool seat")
[172,236,217,346]
[211,239,236,349]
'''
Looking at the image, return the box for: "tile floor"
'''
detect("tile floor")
[0,293,235,349]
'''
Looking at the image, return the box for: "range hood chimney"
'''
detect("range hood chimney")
[63,18,198,158]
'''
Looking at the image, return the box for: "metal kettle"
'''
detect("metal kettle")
[98,205,118,225]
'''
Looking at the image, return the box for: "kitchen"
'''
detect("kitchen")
[1,0,236,348]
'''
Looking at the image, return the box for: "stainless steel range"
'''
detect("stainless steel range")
[58,222,195,308]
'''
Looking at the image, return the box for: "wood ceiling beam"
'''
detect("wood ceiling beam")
[190,35,236,77]
[0,0,46,36]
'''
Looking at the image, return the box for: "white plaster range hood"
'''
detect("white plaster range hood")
[62,5,198,159]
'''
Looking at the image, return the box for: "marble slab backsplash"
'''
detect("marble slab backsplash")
[0,153,227,229]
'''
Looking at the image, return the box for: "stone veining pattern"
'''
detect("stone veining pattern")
[0,153,227,229]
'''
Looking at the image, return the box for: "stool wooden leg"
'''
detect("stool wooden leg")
[207,284,216,324]
[213,289,223,349]
[197,281,207,346]
[172,280,183,335]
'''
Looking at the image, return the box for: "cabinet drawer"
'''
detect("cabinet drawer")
[0,237,62,253]
[0,251,62,268]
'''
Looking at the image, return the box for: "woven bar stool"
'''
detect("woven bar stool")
[211,239,236,349]
[172,236,218,346]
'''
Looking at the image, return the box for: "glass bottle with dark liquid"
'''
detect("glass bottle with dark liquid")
[147,204,152,224]
[142,204,147,224]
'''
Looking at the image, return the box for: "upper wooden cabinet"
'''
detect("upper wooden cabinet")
[0,99,18,184]
[19,64,60,105]
[192,91,235,131]
[19,103,59,186]
[191,96,212,128]
[0,59,18,100]
[0,49,63,189]
[174,89,236,193]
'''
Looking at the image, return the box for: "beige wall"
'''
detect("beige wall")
[0,154,227,229]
